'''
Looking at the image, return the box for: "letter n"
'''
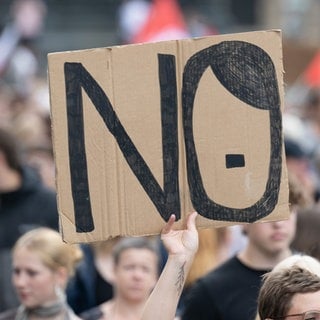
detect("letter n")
[64,56,180,232]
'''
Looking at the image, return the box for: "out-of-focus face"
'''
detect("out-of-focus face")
[12,247,58,308]
[285,290,320,319]
[114,248,158,303]
[243,211,297,256]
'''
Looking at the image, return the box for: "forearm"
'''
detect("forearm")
[141,253,195,320]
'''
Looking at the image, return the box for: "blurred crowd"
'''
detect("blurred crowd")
[1,0,320,319]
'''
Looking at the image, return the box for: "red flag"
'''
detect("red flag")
[304,51,320,88]
[132,0,189,44]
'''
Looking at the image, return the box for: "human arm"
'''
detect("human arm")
[141,211,199,320]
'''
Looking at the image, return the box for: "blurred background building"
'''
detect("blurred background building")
[1,0,320,193]
[1,0,320,84]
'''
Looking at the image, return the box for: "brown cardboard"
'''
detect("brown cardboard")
[48,30,289,243]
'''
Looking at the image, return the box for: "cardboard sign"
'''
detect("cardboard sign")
[48,30,290,243]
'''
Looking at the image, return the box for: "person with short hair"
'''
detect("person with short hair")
[80,236,160,320]
[79,212,199,320]
[258,265,320,320]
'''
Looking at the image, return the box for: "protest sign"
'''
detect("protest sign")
[48,29,289,243]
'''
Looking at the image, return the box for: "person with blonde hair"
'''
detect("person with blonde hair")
[0,126,59,312]
[0,227,82,320]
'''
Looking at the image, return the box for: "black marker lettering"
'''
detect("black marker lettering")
[64,54,180,232]
[182,41,282,222]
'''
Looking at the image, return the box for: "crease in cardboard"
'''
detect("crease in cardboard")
[48,31,290,242]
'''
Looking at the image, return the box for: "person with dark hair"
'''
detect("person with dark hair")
[0,126,59,311]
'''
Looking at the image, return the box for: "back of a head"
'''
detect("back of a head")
[258,265,320,319]
[13,227,83,278]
